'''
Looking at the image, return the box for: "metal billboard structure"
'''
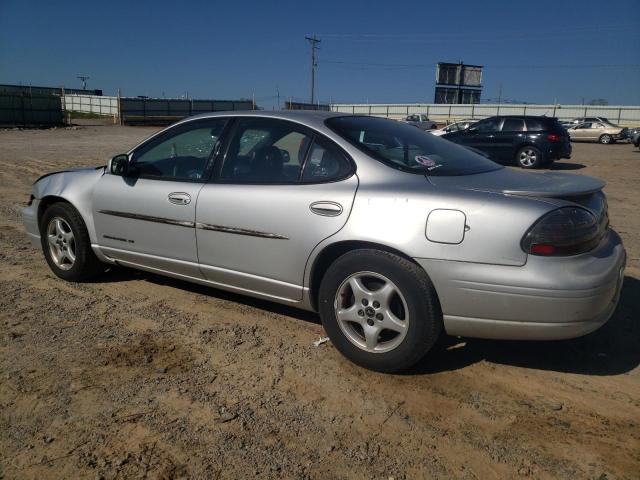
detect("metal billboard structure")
[434,62,483,104]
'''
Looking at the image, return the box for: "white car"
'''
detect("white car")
[430,119,476,136]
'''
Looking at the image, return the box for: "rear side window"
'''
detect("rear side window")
[301,138,352,183]
[220,117,353,184]
[525,118,544,131]
[221,118,309,183]
[501,118,525,132]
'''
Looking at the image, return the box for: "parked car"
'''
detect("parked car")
[23,111,625,372]
[566,122,627,144]
[430,119,477,137]
[442,115,571,168]
[403,114,437,130]
[625,126,640,143]
[563,116,615,128]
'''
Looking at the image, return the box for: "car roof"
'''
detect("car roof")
[492,115,554,119]
[186,109,344,122]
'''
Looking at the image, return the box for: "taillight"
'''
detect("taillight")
[522,207,603,256]
[547,134,561,141]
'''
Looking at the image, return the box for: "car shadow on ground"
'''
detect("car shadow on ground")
[549,162,586,170]
[95,267,639,376]
[409,275,640,377]
[95,266,321,325]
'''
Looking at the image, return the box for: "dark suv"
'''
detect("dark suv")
[442,116,571,168]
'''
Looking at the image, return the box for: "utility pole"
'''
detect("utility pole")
[497,83,503,104]
[305,35,321,104]
[77,75,90,90]
[276,86,280,110]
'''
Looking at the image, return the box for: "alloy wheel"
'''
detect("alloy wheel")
[519,148,537,167]
[46,217,76,270]
[334,271,409,353]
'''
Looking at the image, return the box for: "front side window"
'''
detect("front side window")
[470,117,500,132]
[132,119,227,181]
[326,116,502,176]
[577,123,592,129]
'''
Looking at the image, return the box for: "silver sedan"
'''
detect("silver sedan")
[22,111,626,372]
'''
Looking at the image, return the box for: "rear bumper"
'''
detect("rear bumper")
[547,141,571,160]
[22,199,41,248]
[415,229,626,340]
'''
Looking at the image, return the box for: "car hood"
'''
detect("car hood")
[427,168,605,198]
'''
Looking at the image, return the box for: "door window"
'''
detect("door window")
[576,123,592,129]
[470,118,500,132]
[501,118,525,132]
[221,118,312,183]
[132,119,227,181]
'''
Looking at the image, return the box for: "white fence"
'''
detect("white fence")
[331,103,640,125]
[63,94,118,116]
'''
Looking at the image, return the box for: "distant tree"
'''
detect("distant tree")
[589,99,609,106]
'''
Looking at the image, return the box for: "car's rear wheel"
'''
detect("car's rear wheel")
[516,146,544,168]
[40,202,103,281]
[599,134,612,144]
[318,249,442,372]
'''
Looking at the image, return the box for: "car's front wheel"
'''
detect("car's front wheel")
[318,249,442,372]
[599,134,613,144]
[40,202,103,281]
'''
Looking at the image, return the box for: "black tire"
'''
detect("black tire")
[599,134,612,144]
[516,145,544,169]
[318,249,442,373]
[40,202,103,281]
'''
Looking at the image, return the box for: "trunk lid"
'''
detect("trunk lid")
[427,167,605,198]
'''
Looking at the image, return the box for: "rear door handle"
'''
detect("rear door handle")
[310,201,343,217]
[168,192,191,205]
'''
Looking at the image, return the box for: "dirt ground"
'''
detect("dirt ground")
[0,125,638,480]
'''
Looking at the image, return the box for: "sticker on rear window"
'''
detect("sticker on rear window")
[415,155,442,170]
[415,155,435,166]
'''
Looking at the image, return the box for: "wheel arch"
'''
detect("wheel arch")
[307,240,439,311]
[38,195,73,230]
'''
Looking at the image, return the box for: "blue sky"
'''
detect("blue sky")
[1,0,639,107]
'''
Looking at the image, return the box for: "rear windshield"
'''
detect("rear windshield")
[326,116,502,176]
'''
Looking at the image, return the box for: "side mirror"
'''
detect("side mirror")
[109,154,130,176]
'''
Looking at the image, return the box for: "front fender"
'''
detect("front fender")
[33,167,105,243]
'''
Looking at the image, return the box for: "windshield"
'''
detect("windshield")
[326,116,502,176]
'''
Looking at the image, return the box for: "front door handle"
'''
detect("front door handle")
[168,192,191,205]
[310,201,343,217]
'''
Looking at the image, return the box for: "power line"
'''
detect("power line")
[320,60,640,70]
[317,24,638,41]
